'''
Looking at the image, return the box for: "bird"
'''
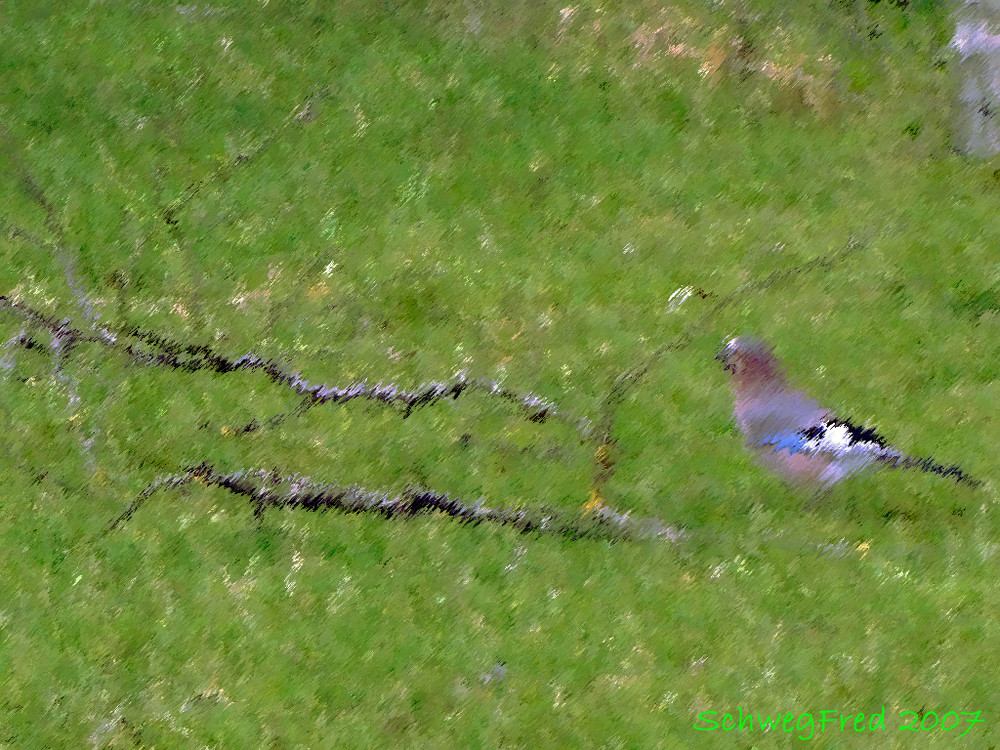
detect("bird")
[716,336,981,489]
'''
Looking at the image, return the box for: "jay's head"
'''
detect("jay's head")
[715,336,788,390]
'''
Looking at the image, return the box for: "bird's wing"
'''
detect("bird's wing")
[734,386,830,445]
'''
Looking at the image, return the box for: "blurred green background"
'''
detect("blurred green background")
[1,0,999,745]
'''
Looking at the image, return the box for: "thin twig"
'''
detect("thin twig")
[105,463,688,544]
[0,294,598,440]
[161,86,334,227]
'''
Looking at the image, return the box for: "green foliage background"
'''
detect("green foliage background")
[1,0,999,745]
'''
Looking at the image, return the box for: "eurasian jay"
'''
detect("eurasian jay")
[716,336,980,489]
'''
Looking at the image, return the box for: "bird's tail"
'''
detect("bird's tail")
[876,452,982,489]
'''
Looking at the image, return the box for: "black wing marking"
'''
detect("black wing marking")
[801,418,892,449]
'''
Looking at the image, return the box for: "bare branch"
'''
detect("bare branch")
[0,296,595,441]
[100,463,912,567]
[105,462,689,544]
